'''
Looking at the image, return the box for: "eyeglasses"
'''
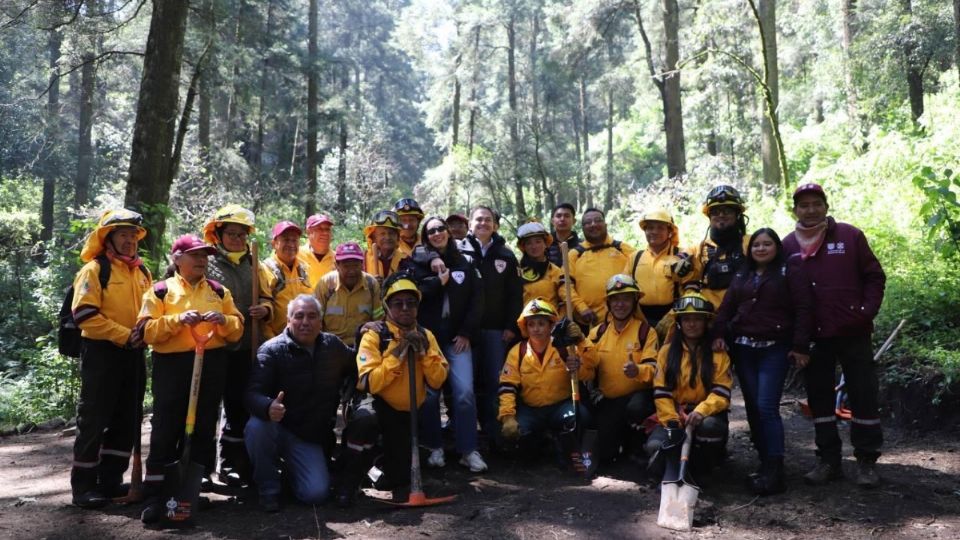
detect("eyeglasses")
[387,299,419,310]
[582,217,605,226]
[426,226,448,236]
[222,230,249,239]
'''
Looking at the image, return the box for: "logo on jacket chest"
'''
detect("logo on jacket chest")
[494,259,507,273]
[826,242,846,255]
[451,271,465,284]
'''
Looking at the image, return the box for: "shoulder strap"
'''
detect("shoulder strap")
[206,279,226,298]
[365,275,378,306]
[518,340,528,373]
[612,240,622,252]
[94,254,112,289]
[573,244,586,255]
[153,281,169,301]
[630,250,644,278]
[377,323,393,355]
[638,320,651,345]
[595,321,609,341]
[264,258,285,296]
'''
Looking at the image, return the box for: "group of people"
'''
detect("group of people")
[67,182,886,522]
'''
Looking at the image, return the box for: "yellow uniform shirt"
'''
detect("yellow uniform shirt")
[568,236,636,321]
[498,341,591,420]
[261,254,313,338]
[397,236,421,258]
[652,342,733,426]
[685,235,750,308]
[581,317,660,399]
[139,274,244,353]
[363,247,406,282]
[72,257,153,347]
[297,244,336,288]
[356,321,448,411]
[623,247,687,307]
[521,262,563,309]
[315,270,383,347]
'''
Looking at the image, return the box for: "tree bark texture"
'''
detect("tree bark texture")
[506,13,527,220]
[305,0,319,218]
[661,0,686,179]
[336,66,349,217]
[954,0,960,85]
[75,52,95,211]
[41,28,62,242]
[758,0,781,187]
[901,0,924,123]
[605,90,614,212]
[579,78,592,209]
[841,0,860,125]
[124,0,191,261]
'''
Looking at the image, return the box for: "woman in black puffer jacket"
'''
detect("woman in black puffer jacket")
[400,216,488,472]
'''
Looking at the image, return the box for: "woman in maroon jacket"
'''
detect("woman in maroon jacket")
[712,228,814,495]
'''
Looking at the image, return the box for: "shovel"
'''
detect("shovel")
[160,322,215,527]
[657,424,700,531]
[381,344,456,508]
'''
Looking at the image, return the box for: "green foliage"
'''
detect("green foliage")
[913,166,960,257]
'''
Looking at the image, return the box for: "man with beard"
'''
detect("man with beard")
[568,208,636,326]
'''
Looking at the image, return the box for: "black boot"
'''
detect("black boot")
[751,456,786,496]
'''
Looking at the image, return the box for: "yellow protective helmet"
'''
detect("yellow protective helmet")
[202,204,256,245]
[80,209,147,262]
[363,210,402,239]
[516,221,553,250]
[638,208,680,249]
[605,274,643,298]
[381,272,422,304]
[673,291,715,318]
[700,185,746,216]
[516,297,559,338]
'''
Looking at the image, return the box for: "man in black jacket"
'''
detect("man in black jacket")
[545,202,580,267]
[244,294,355,511]
[460,206,523,440]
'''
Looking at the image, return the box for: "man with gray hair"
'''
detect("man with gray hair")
[244,294,355,511]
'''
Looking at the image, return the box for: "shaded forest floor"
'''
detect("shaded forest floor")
[2,388,958,539]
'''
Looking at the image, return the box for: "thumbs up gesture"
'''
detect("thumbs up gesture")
[269,391,286,422]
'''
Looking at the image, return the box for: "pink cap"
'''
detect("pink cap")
[271,220,302,240]
[171,234,216,256]
[335,242,365,262]
[305,214,334,229]
[792,182,827,203]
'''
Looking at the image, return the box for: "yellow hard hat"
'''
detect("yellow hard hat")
[638,208,680,249]
[363,210,402,239]
[202,204,256,245]
[516,221,553,250]
[80,209,147,262]
[381,272,422,304]
[516,297,559,337]
[673,291,715,318]
[700,185,746,216]
[605,274,643,298]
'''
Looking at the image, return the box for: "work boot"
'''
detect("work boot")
[803,460,843,485]
[751,457,786,496]
[855,460,880,489]
[140,499,163,524]
[72,490,109,509]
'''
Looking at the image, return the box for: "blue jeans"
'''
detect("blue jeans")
[477,329,509,437]
[245,416,329,504]
[732,342,790,458]
[419,342,479,454]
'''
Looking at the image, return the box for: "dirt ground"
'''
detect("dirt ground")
[2,388,958,540]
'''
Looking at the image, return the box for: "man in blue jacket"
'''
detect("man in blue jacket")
[244,294,355,511]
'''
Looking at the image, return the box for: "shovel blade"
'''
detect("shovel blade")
[657,480,697,531]
[160,460,205,527]
[378,490,458,508]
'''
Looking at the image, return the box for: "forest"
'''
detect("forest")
[0,0,959,429]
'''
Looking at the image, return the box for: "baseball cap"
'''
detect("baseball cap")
[335,242,365,262]
[271,220,302,240]
[305,214,334,229]
[171,234,216,256]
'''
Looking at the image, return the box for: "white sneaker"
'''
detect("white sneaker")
[459,451,488,473]
[427,448,446,468]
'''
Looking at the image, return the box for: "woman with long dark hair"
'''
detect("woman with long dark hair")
[646,291,733,478]
[400,216,488,472]
[712,227,813,495]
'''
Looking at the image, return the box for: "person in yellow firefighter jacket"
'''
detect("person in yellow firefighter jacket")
[580,274,660,466]
[516,221,563,308]
[337,272,448,503]
[644,290,733,479]
[622,208,692,328]
[497,298,591,458]
[394,197,425,257]
[137,234,243,523]
[297,213,337,286]
[69,209,153,509]
[567,208,636,326]
[363,210,407,283]
[262,221,313,338]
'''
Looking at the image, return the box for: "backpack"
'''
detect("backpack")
[628,247,682,301]
[152,278,226,301]
[58,255,149,358]
[320,274,378,316]
[572,239,622,256]
[263,257,309,298]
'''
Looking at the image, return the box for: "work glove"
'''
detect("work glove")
[399,329,429,356]
[661,420,685,451]
[670,252,693,278]
[501,416,520,440]
[552,317,584,347]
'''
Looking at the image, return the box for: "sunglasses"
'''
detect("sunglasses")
[426,225,448,236]
[387,299,419,310]
[708,206,737,217]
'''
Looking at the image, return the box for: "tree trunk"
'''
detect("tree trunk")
[571,105,584,209]
[41,28,62,242]
[758,0,780,187]
[254,0,276,205]
[197,0,214,165]
[452,68,461,148]
[579,78,592,209]
[605,90,614,212]
[336,66,349,217]
[901,0,923,124]
[506,14,527,220]
[305,0,319,218]
[75,51,95,211]
[954,0,960,86]
[661,0,686,179]
[224,1,244,147]
[841,0,861,126]
[467,25,481,156]
[124,0,191,262]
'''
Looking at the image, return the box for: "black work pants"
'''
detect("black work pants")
[337,396,411,494]
[595,390,655,463]
[144,349,227,494]
[645,412,729,476]
[805,335,883,463]
[220,347,253,474]
[71,339,146,495]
